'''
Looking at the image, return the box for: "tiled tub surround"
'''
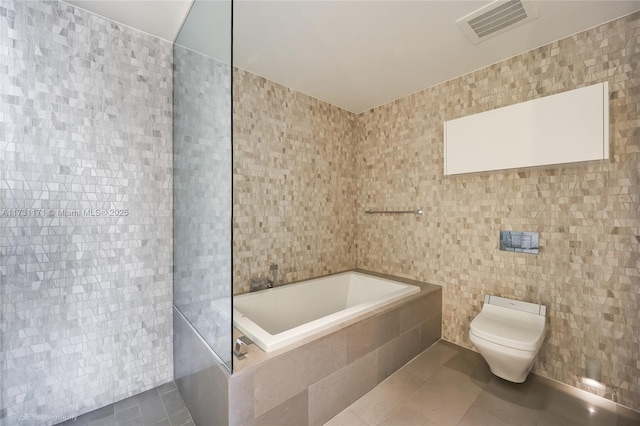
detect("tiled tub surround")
[233,11,640,411]
[0,1,173,424]
[229,270,442,426]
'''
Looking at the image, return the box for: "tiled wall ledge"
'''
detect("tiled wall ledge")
[229,269,442,426]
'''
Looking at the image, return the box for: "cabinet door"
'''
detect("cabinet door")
[444,82,609,176]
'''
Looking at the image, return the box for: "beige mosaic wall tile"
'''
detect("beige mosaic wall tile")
[233,69,357,294]
[355,12,639,410]
[233,12,638,410]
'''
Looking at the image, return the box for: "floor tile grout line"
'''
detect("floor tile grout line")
[456,388,485,426]
[157,392,172,423]
[349,408,371,426]
[161,390,195,425]
[158,382,178,396]
[114,402,142,423]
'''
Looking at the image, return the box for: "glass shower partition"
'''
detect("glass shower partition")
[173,0,233,371]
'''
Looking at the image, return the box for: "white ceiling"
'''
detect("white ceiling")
[66,0,640,113]
[175,0,232,64]
[65,0,193,42]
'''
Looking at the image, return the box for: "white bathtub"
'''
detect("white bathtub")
[233,271,420,352]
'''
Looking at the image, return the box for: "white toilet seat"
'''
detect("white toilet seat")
[470,303,546,351]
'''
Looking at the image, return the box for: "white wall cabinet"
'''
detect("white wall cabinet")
[444,82,609,176]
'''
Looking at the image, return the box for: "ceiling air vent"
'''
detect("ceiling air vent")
[457,0,539,44]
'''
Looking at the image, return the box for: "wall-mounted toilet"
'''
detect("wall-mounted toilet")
[469,295,547,383]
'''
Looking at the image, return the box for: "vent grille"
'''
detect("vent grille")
[457,0,539,44]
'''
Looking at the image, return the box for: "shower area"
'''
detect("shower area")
[172,0,234,423]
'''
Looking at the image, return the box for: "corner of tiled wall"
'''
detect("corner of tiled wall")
[232,69,358,294]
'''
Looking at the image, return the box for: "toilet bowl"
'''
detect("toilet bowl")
[469,295,547,383]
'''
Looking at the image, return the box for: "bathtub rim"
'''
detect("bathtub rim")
[232,268,442,372]
[233,271,421,352]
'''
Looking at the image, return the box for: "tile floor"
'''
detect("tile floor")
[55,340,640,426]
[56,382,194,426]
[326,340,640,426]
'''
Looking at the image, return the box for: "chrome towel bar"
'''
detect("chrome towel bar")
[365,209,423,215]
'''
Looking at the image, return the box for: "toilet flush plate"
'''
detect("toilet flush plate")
[500,230,539,254]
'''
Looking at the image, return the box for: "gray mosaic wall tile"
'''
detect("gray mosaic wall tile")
[173,45,232,365]
[0,1,173,424]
